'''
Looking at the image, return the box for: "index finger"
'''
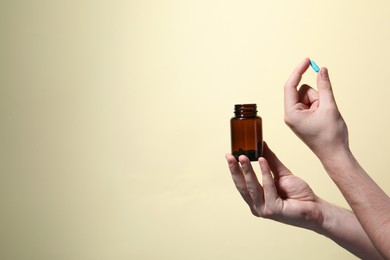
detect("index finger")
[262,142,291,179]
[284,58,311,109]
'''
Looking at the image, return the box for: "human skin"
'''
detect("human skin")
[284,58,390,259]
[226,142,383,259]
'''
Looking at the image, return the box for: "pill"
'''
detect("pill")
[310,60,320,73]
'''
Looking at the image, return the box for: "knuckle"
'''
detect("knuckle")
[260,207,275,219]
[251,210,260,217]
[284,116,293,127]
[321,82,332,90]
[236,185,247,195]
[246,185,256,194]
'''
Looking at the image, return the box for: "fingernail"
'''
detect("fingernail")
[320,67,329,79]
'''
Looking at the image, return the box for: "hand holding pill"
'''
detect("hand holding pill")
[284,58,348,159]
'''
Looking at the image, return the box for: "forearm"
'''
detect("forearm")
[319,149,390,259]
[313,198,384,260]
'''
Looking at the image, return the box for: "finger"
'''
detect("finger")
[298,84,319,107]
[239,155,264,209]
[284,58,311,109]
[225,154,254,207]
[317,67,336,107]
[262,142,291,179]
[259,157,278,203]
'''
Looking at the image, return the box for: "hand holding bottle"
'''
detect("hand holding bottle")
[225,143,324,229]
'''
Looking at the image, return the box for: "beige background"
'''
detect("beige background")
[1,0,390,259]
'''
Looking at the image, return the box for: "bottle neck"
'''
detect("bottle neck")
[234,104,257,118]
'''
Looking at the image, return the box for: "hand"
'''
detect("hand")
[225,143,323,230]
[284,58,349,159]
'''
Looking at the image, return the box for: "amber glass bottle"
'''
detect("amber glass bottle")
[230,104,263,161]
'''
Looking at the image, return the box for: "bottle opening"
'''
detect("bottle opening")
[234,104,257,118]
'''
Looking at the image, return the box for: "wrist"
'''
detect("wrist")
[310,197,333,235]
[291,196,331,235]
[316,146,356,173]
[312,197,350,238]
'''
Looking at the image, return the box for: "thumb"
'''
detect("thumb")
[317,67,336,106]
[262,142,291,178]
